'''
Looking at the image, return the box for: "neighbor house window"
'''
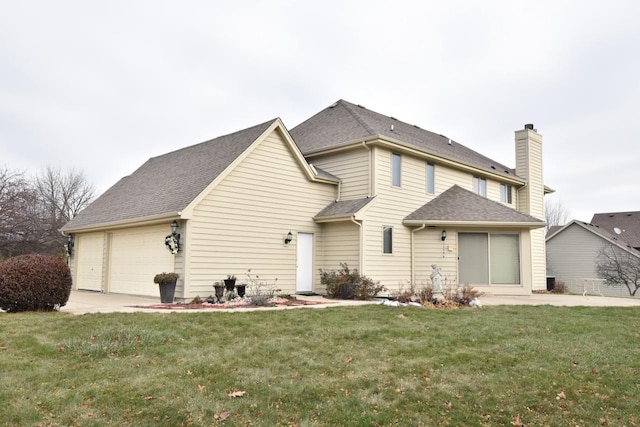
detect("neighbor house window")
[500,184,512,204]
[391,153,401,187]
[458,233,520,285]
[383,226,393,254]
[426,163,435,194]
[473,176,487,197]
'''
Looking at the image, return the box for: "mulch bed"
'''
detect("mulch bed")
[131,297,326,310]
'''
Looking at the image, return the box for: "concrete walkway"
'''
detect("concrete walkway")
[58,290,640,315]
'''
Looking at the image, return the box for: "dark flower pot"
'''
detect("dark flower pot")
[159,280,177,303]
[340,283,355,300]
[224,279,236,292]
[236,284,246,298]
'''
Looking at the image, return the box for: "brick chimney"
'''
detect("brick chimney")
[515,124,546,290]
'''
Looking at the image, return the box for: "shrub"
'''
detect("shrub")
[320,263,385,300]
[245,270,276,306]
[551,280,567,294]
[0,254,72,312]
[413,283,483,308]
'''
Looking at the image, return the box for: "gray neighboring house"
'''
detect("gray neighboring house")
[546,214,640,296]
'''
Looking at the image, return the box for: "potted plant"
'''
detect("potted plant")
[153,272,179,303]
[213,281,225,303]
[224,274,237,291]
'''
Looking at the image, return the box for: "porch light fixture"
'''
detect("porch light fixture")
[171,220,178,234]
[284,231,293,245]
[66,234,74,256]
[441,230,447,241]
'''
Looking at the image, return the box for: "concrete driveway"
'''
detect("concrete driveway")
[57,290,640,315]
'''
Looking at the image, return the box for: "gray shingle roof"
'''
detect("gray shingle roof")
[291,100,519,180]
[547,220,640,256]
[63,119,277,231]
[590,211,640,249]
[314,197,374,220]
[404,185,544,226]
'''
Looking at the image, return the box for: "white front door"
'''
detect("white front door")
[296,233,314,294]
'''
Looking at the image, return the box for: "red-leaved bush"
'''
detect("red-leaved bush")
[0,254,72,312]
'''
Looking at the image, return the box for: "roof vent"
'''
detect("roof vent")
[390,124,394,132]
[448,139,452,145]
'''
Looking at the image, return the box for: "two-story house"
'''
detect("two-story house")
[62,100,548,299]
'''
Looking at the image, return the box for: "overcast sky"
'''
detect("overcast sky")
[2,1,638,222]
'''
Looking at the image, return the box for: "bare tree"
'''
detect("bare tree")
[0,167,39,258]
[34,166,95,223]
[596,244,640,296]
[545,198,571,232]
[0,166,95,258]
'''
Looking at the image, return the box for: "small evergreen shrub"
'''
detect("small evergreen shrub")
[0,254,72,312]
[320,263,385,300]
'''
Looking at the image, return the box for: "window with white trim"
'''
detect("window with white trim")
[500,184,513,204]
[391,153,401,187]
[473,176,487,197]
[383,226,393,254]
[426,163,435,194]
[459,233,520,285]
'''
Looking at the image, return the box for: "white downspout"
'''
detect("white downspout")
[350,216,364,274]
[410,224,427,285]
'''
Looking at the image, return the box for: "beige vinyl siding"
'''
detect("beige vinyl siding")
[362,148,438,289]
[317,222,360,290]
[311,147,370,199]
[413,228,458,287]
[188,130,336,297]
[75,232,106,291]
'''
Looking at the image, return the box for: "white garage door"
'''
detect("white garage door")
[109,226,174,296]
[76,232,104,291]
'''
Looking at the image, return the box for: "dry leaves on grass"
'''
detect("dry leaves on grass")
[214,412,230,421]
[228,390,246,398]
[511,415,524,426]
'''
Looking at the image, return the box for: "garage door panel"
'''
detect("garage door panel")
[76,233,104,291]
[109,227,174,296]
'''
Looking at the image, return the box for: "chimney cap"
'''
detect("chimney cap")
[524,123,535,130]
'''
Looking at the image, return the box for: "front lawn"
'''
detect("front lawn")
[1,305,639,426]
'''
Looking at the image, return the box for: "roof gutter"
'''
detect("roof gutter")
[61,212,182,234]
[403,220,546,229]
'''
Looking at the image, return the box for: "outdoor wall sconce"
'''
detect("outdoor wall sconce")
[284,231,293,245]
[441,230,447,241]
[66,234,74,256]
[165,220,181,254]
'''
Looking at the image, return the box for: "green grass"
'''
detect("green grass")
[1,305,640,426]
